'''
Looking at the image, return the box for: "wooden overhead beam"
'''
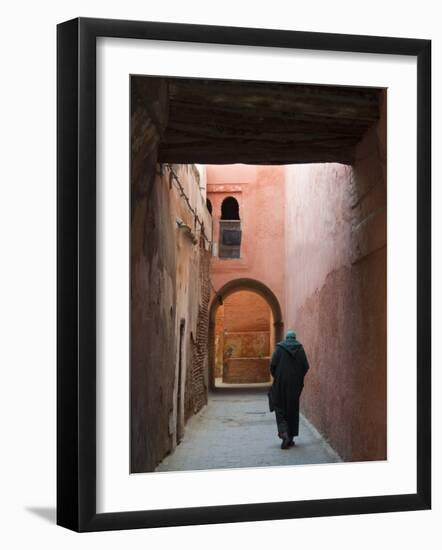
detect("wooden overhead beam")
[132,76,381,165]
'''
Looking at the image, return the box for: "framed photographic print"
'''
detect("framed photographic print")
[57,17,431,532]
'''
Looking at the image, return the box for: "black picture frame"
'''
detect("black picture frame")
[57,17,431,532]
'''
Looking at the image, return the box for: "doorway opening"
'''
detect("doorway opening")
[213,290,273,387]
[208,278,284,390]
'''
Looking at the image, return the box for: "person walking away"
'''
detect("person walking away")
[269,330,310,449]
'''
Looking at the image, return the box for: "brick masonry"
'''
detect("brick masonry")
[185,241,211,421]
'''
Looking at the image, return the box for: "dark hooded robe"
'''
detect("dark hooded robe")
[269,334,310,438]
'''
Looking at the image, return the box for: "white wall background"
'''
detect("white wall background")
[0,0,440,547]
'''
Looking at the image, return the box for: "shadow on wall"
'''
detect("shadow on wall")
[25,507,56,524]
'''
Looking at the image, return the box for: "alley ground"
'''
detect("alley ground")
[156,389,341,472]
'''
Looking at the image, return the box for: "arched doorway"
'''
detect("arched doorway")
[208,278,283,389]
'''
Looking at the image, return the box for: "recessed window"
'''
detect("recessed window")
[221,196,240,220]
[219,196,241,259]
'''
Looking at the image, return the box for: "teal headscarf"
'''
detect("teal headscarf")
[277,329,301,354]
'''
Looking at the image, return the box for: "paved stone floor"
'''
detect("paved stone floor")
[156,389,341,472]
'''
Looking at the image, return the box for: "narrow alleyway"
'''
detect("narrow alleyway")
[156,390,341,472]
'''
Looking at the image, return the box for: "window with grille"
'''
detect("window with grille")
[219,196,241,258]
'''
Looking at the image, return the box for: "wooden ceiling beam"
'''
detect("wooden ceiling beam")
[132,76,381,165]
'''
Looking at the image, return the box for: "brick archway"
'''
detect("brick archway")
[208,278,283,389]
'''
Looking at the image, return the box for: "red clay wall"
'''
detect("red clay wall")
[284,91,387,461]
[224,332,270,358]
[223,291,270,332]
[223,358,270,383]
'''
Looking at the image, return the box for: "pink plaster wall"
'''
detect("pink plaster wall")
[207,164,286,322]
[284,91,387,461]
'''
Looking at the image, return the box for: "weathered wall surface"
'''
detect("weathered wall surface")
[168,165,212,442]
[184,231,211,423]
[224,358,270,383]
[131,110,212,476]
[223,291,271,333]
[224,332,270,358]
[131,80,173,474]
[214,305,225,378]
[284,92,386,461]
